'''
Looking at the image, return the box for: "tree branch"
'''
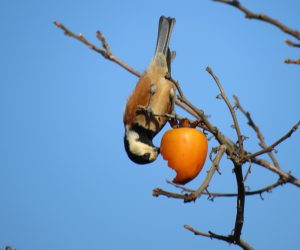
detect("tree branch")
[153,145,227,202]
[184,224,254,250]
[233,162,245,242]
[212,0,300,40]
[284,59,300,65]
[252,158,300,187]
[53,20,141,77]
[184,145,226,202]
[212,1,300,65]
[206,67,244,155]
[233,95,280,168]
[161,178,285,199]
[246,121,300,160]
[285,39,300,48]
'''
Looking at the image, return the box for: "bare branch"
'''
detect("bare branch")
[212,0,300,40]
[175,91,237,154]
[233,162,245,242]
[184,145,227,202]
[206,67,244,154]
[153,145,227,202]
[165,74,207,125]
[174,99,201,121]
[166,179,195,192]
[152,188,189,200]
[233,95,280,168]
[243,162,252,181]
[96,31,111,54]
[53,20,141,77]
[170,178,285,198]
[246,121,300,160]
[252,158,300,187]
[285,39,300,48]
[213,1,300,65]
[284,58,300,65]
[184,225,254,250]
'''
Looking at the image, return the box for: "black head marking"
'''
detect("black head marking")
[124,124,160,164]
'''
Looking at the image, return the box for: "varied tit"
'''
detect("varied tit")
[123,16,176,164]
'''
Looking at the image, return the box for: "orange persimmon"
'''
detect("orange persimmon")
[160,127,208,184]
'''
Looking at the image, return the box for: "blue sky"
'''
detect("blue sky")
[1,1,300,249]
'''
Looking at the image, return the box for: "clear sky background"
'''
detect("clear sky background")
[1,1,300,249]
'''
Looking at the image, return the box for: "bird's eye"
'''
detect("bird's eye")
[143,153,151,159]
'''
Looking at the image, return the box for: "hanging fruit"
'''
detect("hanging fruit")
[160,120,208,184]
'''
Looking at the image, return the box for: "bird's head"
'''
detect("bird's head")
[124,125,159,164]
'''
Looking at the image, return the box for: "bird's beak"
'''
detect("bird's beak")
[156,147,160,154]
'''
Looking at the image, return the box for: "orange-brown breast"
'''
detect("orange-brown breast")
[124,67,175,135]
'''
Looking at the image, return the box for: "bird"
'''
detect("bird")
[123,16,176,164]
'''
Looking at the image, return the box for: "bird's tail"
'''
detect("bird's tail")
[152,16,176,71]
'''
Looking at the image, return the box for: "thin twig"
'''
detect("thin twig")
[246,121,300,160]
[212,0,300,40]
[165,74,209,127]
[243,162,252,181]
[285,39,300,48]
[175,99,202,122]
[96,31,111,54]
[252,158,300,187]
[168,178,285,198]
[53,20,141,77]
[213,1,300,65]
[284,59,300,65]
[184,224,254,250]
[152,188,189,200]
[233,95,280,168]
[206,67,244,155]
[178,94,226,139]
[154,145,227,203]
[184,145,227,202]
[166,180,195,192]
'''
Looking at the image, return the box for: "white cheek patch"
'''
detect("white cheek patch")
[131,140,153,156]
[126,128,158,160]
